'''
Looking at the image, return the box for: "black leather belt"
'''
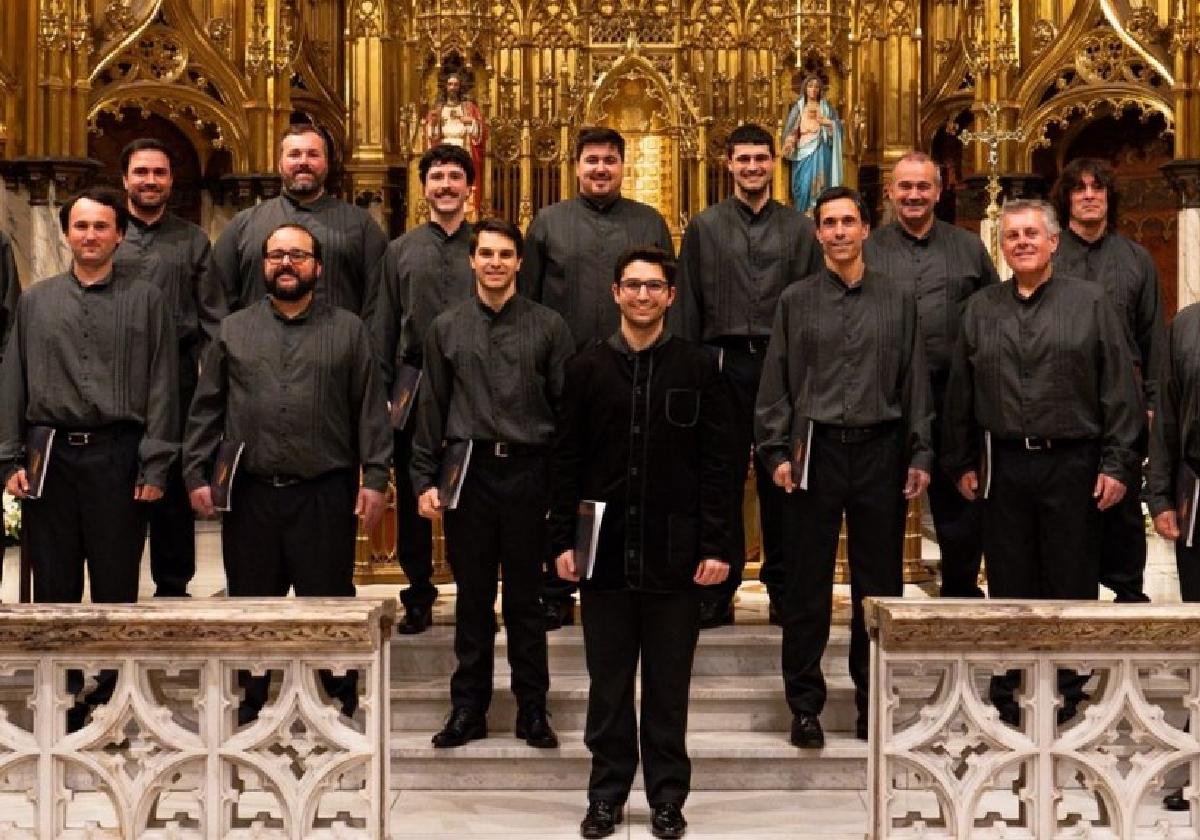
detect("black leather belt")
[993,436,1092,452]
[709,335,772,355]
[249,473,306,487]
[813,421,900,444]
[60,425,139,446]
[473,440,546,459]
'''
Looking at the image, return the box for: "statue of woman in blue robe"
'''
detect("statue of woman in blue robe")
[781,75,844,214]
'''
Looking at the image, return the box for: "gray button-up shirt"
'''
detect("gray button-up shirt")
[184,297,392,492]
[0,267,179,486]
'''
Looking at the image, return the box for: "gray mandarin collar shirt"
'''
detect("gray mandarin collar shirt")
[210,192,388,315]
[114,212,226,351]
[863,219,999,384]
[0,267,179,487]
[183,297,392,492]
[365,219,475,390]
[942,273,1143,486]
[519,194,674,352]
[754,266,933,474]
[1052,226,1165,406]
[672,196,824,342]
[410,293,574,492]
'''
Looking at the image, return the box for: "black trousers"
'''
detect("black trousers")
[395,423,436,609]
[1177,540,1200,603]
[148,361,197,596]
[704,340,785,607]
[24,427,147,604]
[929,410,984,598]
[443,451,550,713]
[781,428,906,719]
[1098,479,1149,602]
[581,587,700,807]
[983,440,1101,708]
[222,469,359,711]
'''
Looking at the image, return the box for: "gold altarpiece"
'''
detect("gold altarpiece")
[0,0,1197,585]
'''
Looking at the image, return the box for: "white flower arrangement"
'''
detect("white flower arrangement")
[2,491,18,541]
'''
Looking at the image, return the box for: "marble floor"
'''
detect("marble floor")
[0,524,1184,838]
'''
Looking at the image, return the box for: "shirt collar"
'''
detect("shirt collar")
[733,196,773,224]
[578,194,621,214]
[428,219,470,241]
[823,265,865,293]
[282,192,334,212]
[607,328,672,355]
[127,212,168,233]
[1010,272,1054,304]
[267,296,317,322]
[71,269,115,290]
[896,219,936,247]
[1064,226,1108,250]
[476,292,519,319]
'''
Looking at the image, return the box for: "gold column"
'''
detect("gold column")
[345,0,389,206]
[240,0,291,173]
[965,0,1020,174]
[1171,1,1200,159]
[518,120,534,229]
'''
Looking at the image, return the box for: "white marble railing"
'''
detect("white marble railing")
[0,598,395,839]
[867,599,1200,840]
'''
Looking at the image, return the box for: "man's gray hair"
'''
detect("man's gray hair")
[893,151,943,189]
[1000,198,1060,238]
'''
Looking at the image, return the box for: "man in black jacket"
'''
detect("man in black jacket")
[551,246,735,839]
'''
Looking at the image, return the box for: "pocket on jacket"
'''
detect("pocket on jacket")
[667,513,700,573]
[666,388,700,427]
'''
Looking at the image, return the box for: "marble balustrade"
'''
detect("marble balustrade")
[867,599,1200,839]
[0,598,395,839]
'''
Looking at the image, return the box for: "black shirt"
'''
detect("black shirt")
[411,294,574,491]
[0,231,19,366]
[863,219,1000,387]
[0,267,179,487]
[671,197,823,342]
[210,193,388,314]
[365,220,475,390]
[1147,302,1200,515]
[942,274,1143,486]
[754,266,933,473]
[518,195,674,352]
[1053,228,1164,405]
[114,212,226,352]
[183,297,392,492]
[549,331,736,591]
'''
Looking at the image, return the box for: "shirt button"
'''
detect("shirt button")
[628,549,636,558]
[632,425,641,434]
[631,467,639,476]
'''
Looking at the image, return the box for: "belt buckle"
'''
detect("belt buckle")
[270,475,296,487]
[837,429,851,444]
[493,442,509,458]
[66,432,91,446]
[1024,437,1049,451]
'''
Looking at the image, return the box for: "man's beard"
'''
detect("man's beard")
[266,269,317,302]
[129,189,168,212]
[284,170,325,199]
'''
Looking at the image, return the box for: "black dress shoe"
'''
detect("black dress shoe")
[396,604,433,635]
[650,802,687,839]
[855,716,868,741]
[790,713,825,748]
[1164,789,1189,811]
[516,705,559,748]
[542,599,574,631]
[994,700,1020,728]
[698,599,734,630]
[236,701,261,728]
[66,700,91,734]
[580,800,623,838]
[432,707,487,748]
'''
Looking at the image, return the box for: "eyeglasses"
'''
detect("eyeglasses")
[265,249,315,264]
[618,279,670,294]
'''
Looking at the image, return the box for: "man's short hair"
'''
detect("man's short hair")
[119,138,175,174]
[261,222,324,263]
[1051,157,1120,230]
[277,122,330,158]
[613,245,676,286]
[419,144,476,187]
[59,187,129,235]
[575,127,625,161]
[1000,198,1061,238]
[892,151,942,189]
[813,186,869,225]
[470,217,524,257]
[725,124,775,158]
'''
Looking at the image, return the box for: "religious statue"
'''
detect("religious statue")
[781,75,844,215]
[425,72,487,215]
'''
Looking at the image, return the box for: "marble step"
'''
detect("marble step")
[390,625,852,678]
[391,674,865,734]
[390,729,867,791]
